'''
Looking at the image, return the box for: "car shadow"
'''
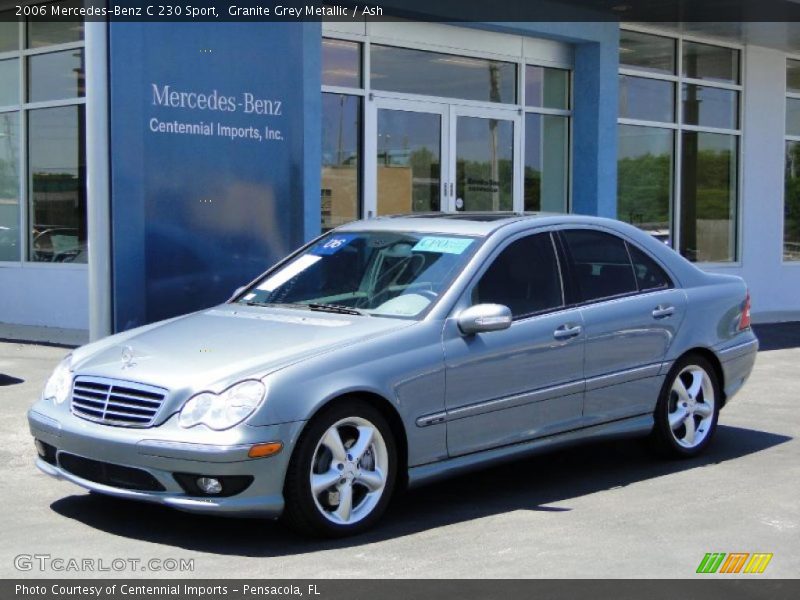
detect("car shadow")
[49,424,790,556]
[753,322,800,351]
[0,374,24,386]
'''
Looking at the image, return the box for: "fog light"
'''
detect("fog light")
[196,477,223,495]
[34,439,46,458]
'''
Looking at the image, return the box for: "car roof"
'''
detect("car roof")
[336,212,617,237]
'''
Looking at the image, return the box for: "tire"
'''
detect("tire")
[282,399,397,537]
[648,354,721,459]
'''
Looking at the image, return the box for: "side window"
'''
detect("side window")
[561,229,637,302]
[627,242,672,291]
[473,233,563,318]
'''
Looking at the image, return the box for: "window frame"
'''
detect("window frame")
[784,56,800,263]
[0,7,86,269]
[618,25,743,266]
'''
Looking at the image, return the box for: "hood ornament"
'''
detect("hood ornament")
[121,346,136,370]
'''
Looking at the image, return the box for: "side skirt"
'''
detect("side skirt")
[407,413,654,489]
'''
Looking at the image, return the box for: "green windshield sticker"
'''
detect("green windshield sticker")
[412,237,473,255]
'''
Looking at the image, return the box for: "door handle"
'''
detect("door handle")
[652,305,675,319]
[554,324,582,340]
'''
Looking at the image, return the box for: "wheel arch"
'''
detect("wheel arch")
[301,390,410,489]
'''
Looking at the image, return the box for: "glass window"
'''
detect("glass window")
[617,125,674,244]
[376,109,441,215]
[370,45,516,104]
[0,111,20,261]
[27,49,85,102]
[321,93,360,231]
[619,30,675,75]
[562,229,638,301]
[785,141,800,260]
[456,116,514,211]
[788,59,800,94]
[682,41,739,84]
[26,2,84,48]
[0,58,19,106]
[0,14,18,53]
[627,242,671,290]
[619,75,674,122]
[682,84,738,129]
[679,131,737,262]
[322,38,361,88]
[524,113,568,212]
[525,66,569,109]
[28,105,86,263]
[474,233,563,317]
[787,98,800,137]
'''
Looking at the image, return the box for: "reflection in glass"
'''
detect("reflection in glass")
[0,58,19,106]
[322,38,361,88]
[682,41,739,84]
[376,109,441,215]
[28,105,86,263]
[787,98,800,137]
[525,66,569,109]
[617,125,674,244]
[788,59,800,94]
[0,112,20,261]
[371,45,516,104]
[456,116,513,212]
[524,114,567,212]
[28,49,85,102]
[321,94,360,231]
[0,14,18,53]
[619,75,674,123]
[619,30,675,75]
[26,1,84,47]
[680,131,737,262]
[785,141,800,260]
[682,84,738,129]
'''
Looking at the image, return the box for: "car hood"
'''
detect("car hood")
[71,304,414,394]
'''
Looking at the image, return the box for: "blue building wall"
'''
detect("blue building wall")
[109,22,321,331]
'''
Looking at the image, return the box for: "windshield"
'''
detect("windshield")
[237,231,479,318]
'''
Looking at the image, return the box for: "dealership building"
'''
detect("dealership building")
[1,2,800,341]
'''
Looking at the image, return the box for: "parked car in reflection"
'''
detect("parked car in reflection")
[28,213,758,536]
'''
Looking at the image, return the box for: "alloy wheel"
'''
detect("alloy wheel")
[667,365,716,449]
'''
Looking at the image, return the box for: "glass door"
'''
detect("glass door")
[449,106,522,213]
[367,98,449,218]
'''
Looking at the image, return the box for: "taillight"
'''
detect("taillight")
[738,291,752,330]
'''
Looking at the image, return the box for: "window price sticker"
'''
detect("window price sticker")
[312,234,357,255]
[412,236,474,255]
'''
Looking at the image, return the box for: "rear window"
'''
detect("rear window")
[562,229,638,302]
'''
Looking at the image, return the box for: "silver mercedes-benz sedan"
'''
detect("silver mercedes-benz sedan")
[28,214,758,537]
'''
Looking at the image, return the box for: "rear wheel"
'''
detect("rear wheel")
[649,355,721,458]
[283,400,397,537]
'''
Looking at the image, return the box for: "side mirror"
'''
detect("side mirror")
[229,286,246,302]
[457,304,512,335]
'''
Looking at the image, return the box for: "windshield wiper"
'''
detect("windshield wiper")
[306,303,366,316]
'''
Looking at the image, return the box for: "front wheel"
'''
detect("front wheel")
[649,355,721,458]
[282,400,397,537]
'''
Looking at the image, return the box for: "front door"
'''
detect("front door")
[366,99,521,217]
[442,231,585,457]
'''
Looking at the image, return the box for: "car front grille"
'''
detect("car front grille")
[71,376,167,428]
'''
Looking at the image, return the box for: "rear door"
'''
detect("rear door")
[442,230,585,457]
[558,228,686,423]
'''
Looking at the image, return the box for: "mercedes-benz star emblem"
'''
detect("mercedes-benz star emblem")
[121,346,136,369]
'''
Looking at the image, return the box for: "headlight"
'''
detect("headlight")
[43,356,73,405]
[178,380,266,430]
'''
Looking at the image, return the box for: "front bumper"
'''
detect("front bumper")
[28,404,305,518]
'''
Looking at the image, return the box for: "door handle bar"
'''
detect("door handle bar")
[554,324,582,340]
[652,305,675,319]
